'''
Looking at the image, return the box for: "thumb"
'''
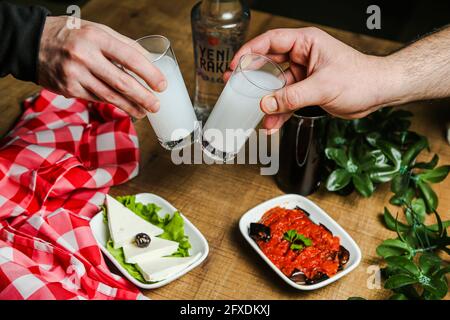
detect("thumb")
[260,75,326,114]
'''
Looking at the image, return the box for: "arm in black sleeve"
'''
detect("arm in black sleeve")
[0,2,50,82]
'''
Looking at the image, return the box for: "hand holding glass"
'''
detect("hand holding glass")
[129,35,199,150]
[202,53,286,162]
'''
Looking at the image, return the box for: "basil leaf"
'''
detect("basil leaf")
[376,239,414,259]
[325,148,348,168]
[413,154,439,170]
[352,173,374,197]
[384,274,418,289]
[283,230,297,242]
[290,243,304,251]
[417,165,450,184]
[419,253,442,276]
[417,180,438,212]
[326,168,352,191]
[383,207,409,232]
[385,256,420,276]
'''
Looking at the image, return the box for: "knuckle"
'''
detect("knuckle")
[79,24,99,40]
[267,29,283,39]
[303,26,322,36]
[99,90,118,105]
[63,63,79,79]
[282,88,301,110]
[64,81,79,96]
[114,73,131,93]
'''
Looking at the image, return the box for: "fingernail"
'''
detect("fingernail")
[152,101,160,113]
[136,112,146,119]
[157,80,167,92]
[263,96,278,113]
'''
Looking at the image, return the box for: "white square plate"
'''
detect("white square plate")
[90,193,209,289]
[239,194,361,290]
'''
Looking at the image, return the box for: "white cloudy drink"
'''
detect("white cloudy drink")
[132,36,199,150]
[147,56,197,143]
[202,54,286,162]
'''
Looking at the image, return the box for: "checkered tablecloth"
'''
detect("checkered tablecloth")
[0,90,145,299]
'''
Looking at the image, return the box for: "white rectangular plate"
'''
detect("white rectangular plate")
[90,193,209,289]
[239,194,361,290]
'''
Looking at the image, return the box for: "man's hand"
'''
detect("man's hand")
[38,16,167,118]
[227,27,402,131]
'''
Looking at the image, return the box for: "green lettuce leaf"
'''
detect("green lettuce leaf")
[106,239,147,283]
[104,194,192,283]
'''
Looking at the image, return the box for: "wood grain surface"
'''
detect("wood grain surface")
[0,0,448,300]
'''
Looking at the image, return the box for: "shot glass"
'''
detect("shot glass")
[202,53,286,162]
[131,35,200,150]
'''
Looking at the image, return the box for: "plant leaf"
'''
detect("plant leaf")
[352,118,374,133]
[389,293,409,300]
[419,253,442,276]
[389,187,415,207]
[422,276,448,300]
[376,239,414,259]
[385,256,420,276]
[352,173,374,197]
[391,173,410,194]
[411,198,426,223]
[326,169,352,191]
[369,166,398,183]
[417,165,450,184]
[401,136,428,167]
[413,154,439,170]
[383,207,410,232]
[417,180,438,213]
[325,148,348,168]
[371,139,402,168]
[384,274,418,289]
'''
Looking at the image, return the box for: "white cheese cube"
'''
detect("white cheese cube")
[106,194,164,249]
[136,253,201,282]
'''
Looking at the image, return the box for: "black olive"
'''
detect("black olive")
[135,233,151,248]
[249,223,271,242]
[294,206,310,216]
[290,270,307,284]
[319,223,333,235]
[338,245,350,266]
[305,272,329,285]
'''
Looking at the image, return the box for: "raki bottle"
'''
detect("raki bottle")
[191,0,250,123]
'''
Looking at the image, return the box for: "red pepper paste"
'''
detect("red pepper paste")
[257,206,341,280]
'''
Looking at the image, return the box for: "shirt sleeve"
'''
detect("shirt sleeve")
[0,2,50,82]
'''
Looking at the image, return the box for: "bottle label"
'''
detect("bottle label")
[194,35,239,85]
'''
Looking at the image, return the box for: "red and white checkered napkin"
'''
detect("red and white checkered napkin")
[0,90,146,300]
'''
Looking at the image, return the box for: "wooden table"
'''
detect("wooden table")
[1,0,449,300]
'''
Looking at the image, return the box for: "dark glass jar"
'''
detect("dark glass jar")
[276,106,328,196]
